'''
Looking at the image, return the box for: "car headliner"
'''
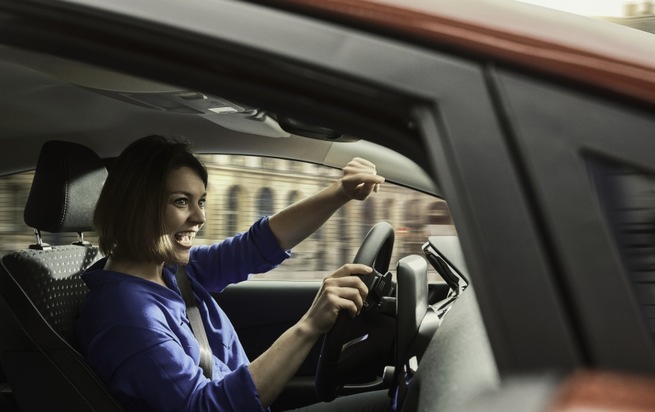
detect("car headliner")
[0,49,435,194]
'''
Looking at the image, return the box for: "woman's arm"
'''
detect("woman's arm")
[247,263,372,407]
[245,158,383,405]
[268,157,385,251]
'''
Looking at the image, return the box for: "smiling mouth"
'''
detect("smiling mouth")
[174,231,196,248]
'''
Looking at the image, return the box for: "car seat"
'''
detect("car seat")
[0,141,125,411]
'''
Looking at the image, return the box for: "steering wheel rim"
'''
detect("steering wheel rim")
[352,222,394,273]
[314,222,395,402]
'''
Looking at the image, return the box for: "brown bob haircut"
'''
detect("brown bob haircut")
[94,135,208,263]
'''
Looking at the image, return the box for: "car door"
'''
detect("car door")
[0,0,564,406]
[492,69,655,372]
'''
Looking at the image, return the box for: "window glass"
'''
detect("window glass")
[0,155,455,282]
[198,156,453,281]
[588,156,655,342]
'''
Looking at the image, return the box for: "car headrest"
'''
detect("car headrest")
[24,141,107,233]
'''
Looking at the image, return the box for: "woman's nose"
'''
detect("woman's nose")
[189,204,206,225]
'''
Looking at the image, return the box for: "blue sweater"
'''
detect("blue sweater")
[78,217,290,412]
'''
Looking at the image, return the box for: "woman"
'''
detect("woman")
[77,135,389,412]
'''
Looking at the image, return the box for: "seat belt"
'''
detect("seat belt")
[175,265,213,379]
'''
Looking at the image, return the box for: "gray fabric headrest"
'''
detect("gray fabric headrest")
[24,141,107,233]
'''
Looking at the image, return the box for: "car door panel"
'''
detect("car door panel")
[214,280,321,371]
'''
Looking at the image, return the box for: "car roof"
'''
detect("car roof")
[281,0,655,105]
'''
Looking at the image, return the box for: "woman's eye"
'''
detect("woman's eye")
[199,199,207,209]
[174,198,188,206]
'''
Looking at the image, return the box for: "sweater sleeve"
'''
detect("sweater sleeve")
[107,333,266,412]
[186,216,290,292]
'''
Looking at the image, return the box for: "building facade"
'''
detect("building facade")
[0,154,452,280]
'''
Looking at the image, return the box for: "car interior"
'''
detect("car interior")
[0,39,501,410]
[4,1,655,411]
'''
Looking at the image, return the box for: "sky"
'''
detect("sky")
[518,0,632,17]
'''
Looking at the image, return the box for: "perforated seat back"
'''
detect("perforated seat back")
[0,141,124,411]
[2,246,99,344]
[0,246,125,411]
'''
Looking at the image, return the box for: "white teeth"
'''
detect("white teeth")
[174,232,195,246]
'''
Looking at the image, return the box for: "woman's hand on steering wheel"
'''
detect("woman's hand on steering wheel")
[301,264,373,337]
[314,222,395,402]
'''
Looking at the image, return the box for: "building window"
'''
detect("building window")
[338,208,349,264]
[261,157,276,170]
[229,155,244,166]
[361,199,375,240]
[289,160,304,172]
[406,198,423,230]
[383,198,394,223]
[287,190,300,206]
[428,200,452,225]
[226,185,242,235]
[257,187,274,218]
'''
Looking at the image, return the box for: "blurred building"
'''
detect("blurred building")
[0,155,452,279]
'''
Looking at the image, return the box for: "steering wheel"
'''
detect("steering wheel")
[314,222,395,402]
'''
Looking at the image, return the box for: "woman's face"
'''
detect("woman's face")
[163,166,206,264]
